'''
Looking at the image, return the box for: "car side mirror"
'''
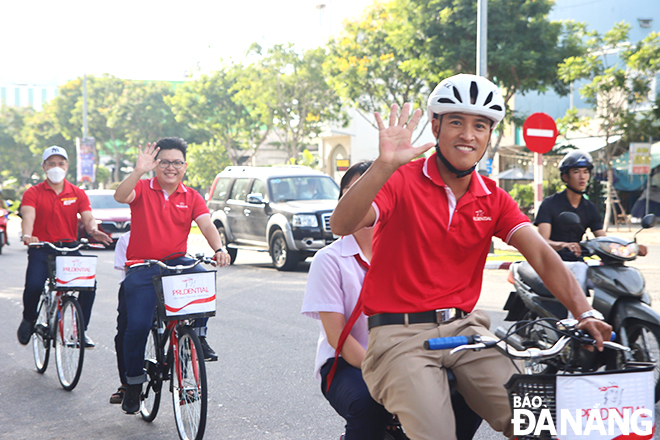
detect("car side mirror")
[247,193,265,205]
[558,211,581,227]
[641,213,657,229]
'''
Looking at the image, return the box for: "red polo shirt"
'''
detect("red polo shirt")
[21,180,91,242]
[362,152,530,315]
[126,178,209,261]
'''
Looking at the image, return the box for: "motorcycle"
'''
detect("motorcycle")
[498,212,660,401]
[0,207,8,254]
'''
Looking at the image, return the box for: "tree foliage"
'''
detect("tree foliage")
[0,106,40,187]
[558,24,660,227]
[185,140,232,192]
[326,0,587,155]
[324,2,429,126]
[166,65,269,166]
[250,44,348,162]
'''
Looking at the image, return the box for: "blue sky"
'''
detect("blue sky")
[1,0,374,85]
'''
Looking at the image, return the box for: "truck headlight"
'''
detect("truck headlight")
[292,214,318,227]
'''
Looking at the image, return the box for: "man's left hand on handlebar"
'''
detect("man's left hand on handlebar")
[577,317,612,351]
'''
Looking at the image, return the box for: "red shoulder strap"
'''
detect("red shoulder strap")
[326,254,369,392]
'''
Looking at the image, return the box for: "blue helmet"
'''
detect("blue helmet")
[559,151,593,175]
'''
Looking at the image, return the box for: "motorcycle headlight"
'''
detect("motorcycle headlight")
[292,214,318,228]
[598,241,638,259]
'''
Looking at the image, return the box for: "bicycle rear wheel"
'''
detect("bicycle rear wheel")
[55,296,85,391]
[171,326,207,440]
[33,291,51,373]
[141,327,163,422]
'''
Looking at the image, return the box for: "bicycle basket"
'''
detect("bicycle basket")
[53,255,97,290]
[154,270,217,321]
[506,364,655,440]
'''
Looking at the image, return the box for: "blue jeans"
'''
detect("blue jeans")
[121,256,210,385]
[320,357,391,440]
[23,246,95,329]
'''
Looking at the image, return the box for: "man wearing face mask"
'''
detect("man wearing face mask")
[17,146,112,346]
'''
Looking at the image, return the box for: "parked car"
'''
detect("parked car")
[78,189,130,247]
[207,166,340,271]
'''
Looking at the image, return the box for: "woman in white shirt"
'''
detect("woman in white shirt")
[302,161,395,439]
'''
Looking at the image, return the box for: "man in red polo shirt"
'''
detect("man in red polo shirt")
[18,146,112,346]
[114,137,230,414]
[330,74,612,440]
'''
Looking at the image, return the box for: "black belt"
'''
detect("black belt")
[368,308,467,330]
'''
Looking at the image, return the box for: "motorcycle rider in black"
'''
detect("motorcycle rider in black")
[534,150,648,261]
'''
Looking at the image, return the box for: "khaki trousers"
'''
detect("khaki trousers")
[362,310,514,440]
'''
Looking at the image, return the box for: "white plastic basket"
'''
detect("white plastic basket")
[156,271,217,321]
[54,255,97,289]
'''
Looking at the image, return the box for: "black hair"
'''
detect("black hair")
[155,137,188,160]
[339,160,373,199]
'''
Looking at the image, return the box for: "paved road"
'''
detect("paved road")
[1,217,660,439]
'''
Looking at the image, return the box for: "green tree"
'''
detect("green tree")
[0,106,43,187]
[558,24,660,228]
[324,2,429,137]
[185,140,231,192]
[107,80,185,182]
[249,44,348,163]
[20,104,70,175]
[325,0,586,156]
[166,64,270,166]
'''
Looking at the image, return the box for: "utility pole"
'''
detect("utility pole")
[476,0,487,77]
[83,74,88,139]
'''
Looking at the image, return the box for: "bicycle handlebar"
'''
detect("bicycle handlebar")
[425,330,627,361]
[28,239,105,251]
[126,254,217,270]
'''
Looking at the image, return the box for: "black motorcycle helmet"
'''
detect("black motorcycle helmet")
[559,150,594,195]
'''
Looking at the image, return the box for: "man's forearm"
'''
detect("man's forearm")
[330,159,396,236]
[20,207,35,236]
[114,170,143,203]
[529,246,591,317]
[199,224,223,252]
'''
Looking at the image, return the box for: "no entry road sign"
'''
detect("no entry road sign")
[523,113,558,154]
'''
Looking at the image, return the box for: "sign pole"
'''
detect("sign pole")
[522,112,558,215]
[534,153,543,214]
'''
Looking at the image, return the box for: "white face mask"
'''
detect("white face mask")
[46,167,66,184]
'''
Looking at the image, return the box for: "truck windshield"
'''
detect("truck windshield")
[269,177,339,202]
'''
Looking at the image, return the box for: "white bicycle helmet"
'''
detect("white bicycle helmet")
[427,74,505,128]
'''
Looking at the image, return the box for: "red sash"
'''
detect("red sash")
[326,253,369,392]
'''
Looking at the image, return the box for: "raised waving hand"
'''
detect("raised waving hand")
[375,103,435,170]
[133,143,160,176]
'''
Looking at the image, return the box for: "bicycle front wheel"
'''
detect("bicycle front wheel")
[55,296,85,391]
[141,327,163,422]
[171,326,207,440]
[33,292,51,373]
[620,320,660,402]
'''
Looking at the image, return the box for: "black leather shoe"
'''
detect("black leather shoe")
[17,319,34,345]
[122,384,142,414]
[199,337,218,362]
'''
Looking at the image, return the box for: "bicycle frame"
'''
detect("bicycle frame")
[153,315,203,392]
